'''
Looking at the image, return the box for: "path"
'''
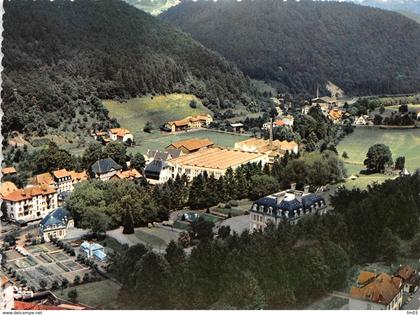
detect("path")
[106,227,136,246]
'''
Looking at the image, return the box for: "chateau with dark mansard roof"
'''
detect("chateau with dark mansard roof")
[250,184,327,230]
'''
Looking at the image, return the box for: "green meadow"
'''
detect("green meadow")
[336,127,420,189]
[103,94,249,154]
[337,127,420,174]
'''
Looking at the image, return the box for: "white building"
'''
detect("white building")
[39,207,74,242]
[108,128,134,143]
[52,169,73,194]
[2,185,58,223]
[0,275,14,310]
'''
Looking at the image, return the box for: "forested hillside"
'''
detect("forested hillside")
[2,0,258,137]
[162,0,420,97]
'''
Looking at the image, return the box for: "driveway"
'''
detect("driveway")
[217,215,250,235]
[403,291,420,310]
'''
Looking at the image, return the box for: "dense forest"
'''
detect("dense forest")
[109,173,420,309]
[2,0,261,137]
[162,0,420,97]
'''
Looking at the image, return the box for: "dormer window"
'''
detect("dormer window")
[268,206,273,215]
[252,204,258,211]
[259,205,264,212]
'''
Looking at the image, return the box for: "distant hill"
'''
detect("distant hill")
[2,0,258,137]
[396,10,420,23]
[350,0,420,16]
[124,0,179,15]
[162,0,420,97]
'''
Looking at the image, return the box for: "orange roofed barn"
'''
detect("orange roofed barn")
[166,138,214,154]
[349,271,403,310]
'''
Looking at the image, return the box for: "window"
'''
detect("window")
[268,207,273,215]
[259,205,264,212]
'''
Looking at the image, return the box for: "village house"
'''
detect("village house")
[2,185,58,223]
[108,128,134,143]
[349,271,403,310]
[110,168,142,180]
[144,148,183,165]
[164,114,213,132]
[144,159,172,184]
[1,166,17,176]
[168,147,268,181]
[165,138,214,154]
[39,207,74,242]
[1,275,14,310]
[394,265,420,294]
[249,184,326,230]
[354,115,371,126]
[51,169,73,194]
[91,158,123,181]
[230,123,244,133]
[328,108,343,124]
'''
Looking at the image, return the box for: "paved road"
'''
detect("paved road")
[403,291,420,310]
[216,215,250,235]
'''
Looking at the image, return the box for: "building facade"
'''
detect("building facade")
[39,207,74,242]
[1,275,14,310]
[91,158,123,181]
[249,185,327,230]
[2,185,58,223]
[108,128,134,143]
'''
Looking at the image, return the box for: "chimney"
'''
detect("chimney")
[304,185,310,194]
[290,183,296,190]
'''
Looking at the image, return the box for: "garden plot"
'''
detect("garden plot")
[63,260,84,271]
[49,251,69,261]
[13,257,38,269]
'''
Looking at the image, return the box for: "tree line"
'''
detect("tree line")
[109,172,420,309]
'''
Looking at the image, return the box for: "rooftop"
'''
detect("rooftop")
[52,169,71,179]
[3,185,56,202]
[91,158,122,175]
[169,147,265,170]
[166,138,214,152]
[0,181,18,198]
[1,166,17,175]
[112,168,142,180]
[34,172,54,186]
[40,207,72,230]
[109,128,131,137]
[350,272,402,305]
[69,170,88,182]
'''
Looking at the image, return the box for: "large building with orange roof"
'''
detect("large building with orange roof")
[164,114,213,132]
[166,138,214,154]
[349,271,403,310]
[2,185,58,223]
[168,147,268,181]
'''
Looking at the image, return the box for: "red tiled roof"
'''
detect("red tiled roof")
[3,185,56,202]
[2,166,17,175]
[14,301,66,310]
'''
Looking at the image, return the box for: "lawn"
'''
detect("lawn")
[54,279,122,309]
[103,94,250,154]
[337,127,420,175]
[126,227,180,249]
[103,93,211,141]
[99,237,127,255]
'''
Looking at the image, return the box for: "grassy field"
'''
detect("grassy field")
[307,296,348,310]
[103,94,250,154]
[385,104,420,111]
[54,279,121,309]
[338,127,420,175]
[126,227,180,250]
[127,129,250,155]
[103,93,211,140]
